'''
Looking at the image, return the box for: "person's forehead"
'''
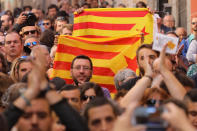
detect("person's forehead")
[44,20,51,23]
[88,104,115,120]
[49,8,57,12]
[23,26,36,31]
[61,89,80,97]
[57,21,67,25]
[19,61,32,68]
[25,99,50,113]
[25,37,39,43]
[1,15,9,20]
[188,101,197,111]
[192,17,197,22]
[5,32,20,40]
[73,59,91,66]
[138,48,156,56]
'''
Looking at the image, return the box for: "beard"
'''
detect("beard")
[72,75,92,86]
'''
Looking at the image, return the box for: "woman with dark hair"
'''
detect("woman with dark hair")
[0,53,8,74]
[80,82,104,109]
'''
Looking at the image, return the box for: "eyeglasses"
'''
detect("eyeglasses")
[82,95,95,101]
[192,22,197,25]
[42,22,50,25]
[146,99,163,107]
[73,66,91,71]
[23,30,37,36]
[24,41,38,47]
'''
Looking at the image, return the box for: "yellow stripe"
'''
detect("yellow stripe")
[52,69,114,85]
[74,15,149,24]
[55,52,112,67]
[73,29,140,37]
[59,36,139,52]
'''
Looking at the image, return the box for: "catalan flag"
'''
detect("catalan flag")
[73,8,153,44]
[51,34,141,93]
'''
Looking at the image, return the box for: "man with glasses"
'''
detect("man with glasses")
[4,31,23,71]
[42,17,53,31]
[161,14,176,34]
[70,55,111,98]
[55,16,69,34]
[20,26,40,40]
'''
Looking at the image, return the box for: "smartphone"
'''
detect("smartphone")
[132,107,168,131]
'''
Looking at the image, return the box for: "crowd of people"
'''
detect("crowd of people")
[0,0,197,131]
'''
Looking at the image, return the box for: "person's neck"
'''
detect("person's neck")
[6,55,19,63]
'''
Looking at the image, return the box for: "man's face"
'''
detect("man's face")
[56,21,67,33]
[88,104,116,131]
[18,61,33,81]
[71,59,92,85]
[192,17,197,32]
[32,9,40,19]
[1,15,10,30]
[163,15,175,28]
[175,28,187,41]
[0,35,5,55]
[188,101,197,128]
[5,32,23,60]
[16,99,52,131]
[61,28,72,35]
[42,20,52,30]
[60,89,81,111]
[137,48,157,75]
[22,26,38,40]
[48,8,57,19]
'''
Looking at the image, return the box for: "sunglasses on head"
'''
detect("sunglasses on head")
[24,41,38,47]
[23,30,37,35]
[82,95,95,101]
[42,22,50,25]
[146,99,163,107]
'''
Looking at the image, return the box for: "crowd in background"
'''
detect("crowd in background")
[0,0,197,131]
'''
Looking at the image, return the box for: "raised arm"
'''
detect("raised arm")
[154,44,186,100]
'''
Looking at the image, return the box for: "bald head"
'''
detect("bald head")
[175,27,187,40]
[163,15,175,28]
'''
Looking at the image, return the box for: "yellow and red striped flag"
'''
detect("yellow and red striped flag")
[51,34,141,93]
[73,8,153,44]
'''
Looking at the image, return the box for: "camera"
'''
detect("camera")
[132,107,168,131]
[23,12,37,26]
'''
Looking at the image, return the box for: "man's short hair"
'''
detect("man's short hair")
[71,55,93,70]
[114,68,136,89]
[5,30,22,44]
[48,4,59,12]
[83,97,122,122]
[60,84,79,92]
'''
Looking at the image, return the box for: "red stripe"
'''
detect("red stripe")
[57,44,119,59]
[74,22,135,30]
[58,78,116,93]
[65,35,141,45]
[53,61,71,70]
[75,11,148,18]
[53,61,115,76]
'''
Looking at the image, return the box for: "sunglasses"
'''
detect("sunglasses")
[192,22,197,25]
[42,22,50,25]
[23,30,37,36]
[82,95,96,101]
[146,99,163,107]
[24,41,38,47]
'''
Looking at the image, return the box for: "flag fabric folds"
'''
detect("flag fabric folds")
[51,34,141,93]
[73,8,153,44]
